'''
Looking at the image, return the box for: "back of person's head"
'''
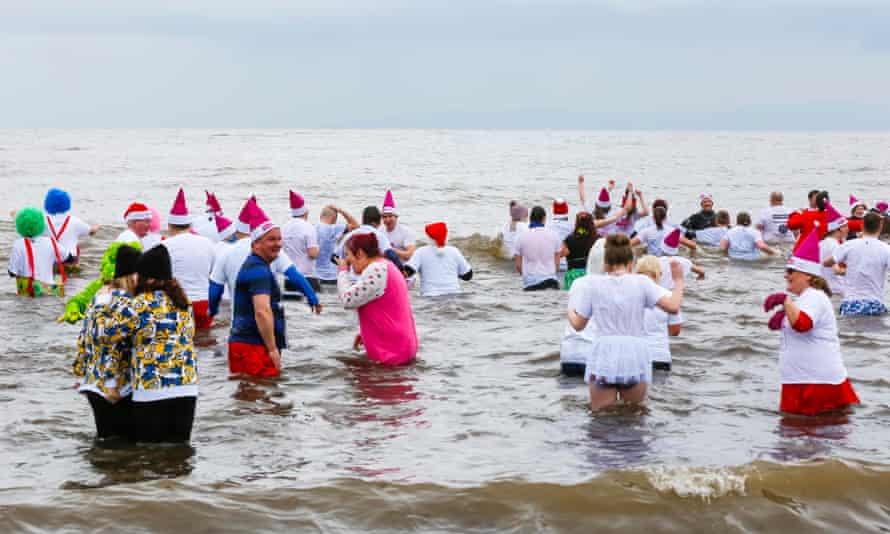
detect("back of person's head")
[816,191,830,211]
[604,233,633,268]
[652,199,668,230]
[635,255,662,281]
[510,201,528,222]
[770,191,783,204]
[530,206,546,224]
[864,212,883,234]
[320,206,337,222]
[362,206,381,226]
[736,212,751,226]
[716,210,731,226]
[808,189,820,202]
[346,232,382,258]
[573,211,595,236]
[134,245,190,310]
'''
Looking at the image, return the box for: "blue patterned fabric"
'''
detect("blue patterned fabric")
[839,299,887,316]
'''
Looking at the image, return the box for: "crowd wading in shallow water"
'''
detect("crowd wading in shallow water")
[10,179,887,443]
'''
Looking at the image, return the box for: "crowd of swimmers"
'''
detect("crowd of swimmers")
[8,179,890,443]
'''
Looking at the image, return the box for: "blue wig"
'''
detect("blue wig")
[44,188,71,214]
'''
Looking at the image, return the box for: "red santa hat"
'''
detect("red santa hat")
[552,198,569,215]
[124,202,152,222]
[425,222,448,247]
[250,202,278,242]
[215,214,235,241]
[168,187,191,225]
[825,202,848,232]
[595,187,611,209]
[382,190,397,216]
[661,228,681,256]
[236,195,257,234]
[290,190,307,217]
[205,190,223,215]
[787,223,822,276]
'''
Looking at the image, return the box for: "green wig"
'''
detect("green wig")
[16,207,46,238]
[58,241,142,324]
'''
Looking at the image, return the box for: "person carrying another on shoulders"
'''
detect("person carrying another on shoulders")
[499,201,528,259]
[756,191,794,245]
[43,188,99,266]
[382,190,417,262]
[764,229,859,415]
[560,211,598,291]
[336,232,418,366]
[636,255,683,372]
[406,222,472,297]
[282,190,321,293]
[116,202,162,250]
[631,199,696,256]
[824,212,890,316]
[315,204,359,286]
[567,234,685,410]
[515,206,562,290]
[681,193,717,236]
[162,188,216,330]
[9,207,67,297]
[72,245,141,439]
[693,209,730,247]
[819,203,850,298]
[720,212,779,260]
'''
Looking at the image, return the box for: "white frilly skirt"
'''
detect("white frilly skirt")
[584,335,653,386]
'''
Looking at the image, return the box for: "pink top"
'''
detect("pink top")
[338,260,418,365]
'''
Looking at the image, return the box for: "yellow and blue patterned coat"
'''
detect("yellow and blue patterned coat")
[73,288,134,397]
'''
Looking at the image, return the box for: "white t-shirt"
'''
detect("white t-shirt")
[44,213,90,258]
[569,273,670,337]
[833,236,890,302]
[115,229,162,251]
[281,217,319,277]
[162,233,215,302]
[694,226,728,247]
[406,245,471,297]
[192,213,219,243]
[644,307,683,364]
[635,224,676,256]
[500,221,527,258]
[547,217,573,271]
[8,237,58,285]
[819,238,846,297]
[758,205,794,243]
[724,226,763,260]
[210,238,294,294]
[385,224,417,251]
[657,256,692,290]
[515,227,561,287]
[779,287,847,384]
[561,275,598,364]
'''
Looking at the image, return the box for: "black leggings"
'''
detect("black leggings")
[85,391,133,439]
[524,278,560,291]
[561,362,585,377]
[130,397,197,443]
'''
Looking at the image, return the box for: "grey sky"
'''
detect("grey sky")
[1,1,889,129]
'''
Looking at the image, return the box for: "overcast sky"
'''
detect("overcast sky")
[1,1,889,129]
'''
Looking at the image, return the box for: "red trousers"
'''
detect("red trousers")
[228,341,279,378]
[192,300,213,330]
[780,379,860,415]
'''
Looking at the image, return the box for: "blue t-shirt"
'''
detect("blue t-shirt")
[230,253,285,349]
[314,222,347,281]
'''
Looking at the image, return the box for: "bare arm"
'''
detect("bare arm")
[252,294,280,370]
[559,243,569,258]
[656,261,685,314]
[515,254,523,275]
[719,238,729,255]
[691,264,706,280]
[756,240,778,255]
[577,175,587,208]
[331,205,359,231]
[567,308,589,332]
[554,252,561,273]
[308,245,320,259]
[782,294,800,325]
[395,244,416,261]
[680,236,697,251]
[635,190,649,217]
[593,207,627,229]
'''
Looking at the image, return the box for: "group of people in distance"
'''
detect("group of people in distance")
[8,178,890,443]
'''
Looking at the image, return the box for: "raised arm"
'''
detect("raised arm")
[577,175,587,208]
[331,205,359,231]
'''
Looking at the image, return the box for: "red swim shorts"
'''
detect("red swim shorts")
[228,341,279,378]
[780,378,860,416]
[192,300,213,330]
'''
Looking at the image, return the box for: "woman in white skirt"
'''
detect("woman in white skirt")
[567,234,685,410]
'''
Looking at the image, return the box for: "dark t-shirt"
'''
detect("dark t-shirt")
[563,233,596,270]
[230,253,285,349]
[682,210,717,232]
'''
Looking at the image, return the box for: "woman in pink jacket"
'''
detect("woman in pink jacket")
[336,232,418,365]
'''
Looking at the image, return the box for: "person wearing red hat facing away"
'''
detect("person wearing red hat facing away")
[719,212,780,260]
[818,202,850,298]
[281,190,321,294]
[161,188,216,331]
[116,202,162,250]
[547,198,573,272]
[824,212,890,316]
[764,228,860,416]
[381,190,417,262]
[405,222,472,297]
[336,232,418,366]
[193,190,224,242]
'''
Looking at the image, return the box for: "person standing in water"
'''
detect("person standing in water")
[635,255,683,372]
[314,204,359,286]
[42,188,99,266]
[515,206,562,290]
[819,203,850,298]
[381,190,417,262]
[560,211,598,291]
[9,207,67,297]
[405,222,473,297]
[499,201,528,259]
[115,202,162,250]
[825,212,890,316]
[681,193,717,235]
[281,190,321,293]
[756,191,795,245]
[720,212,779,260]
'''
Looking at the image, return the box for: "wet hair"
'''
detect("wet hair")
[635,255,662,281]
[809,275,833,298]
[715,210,731,226]
[169,223,191,232]
[346,232,381,258]
[864,212,883,234]
[362,206,381,226]
[135,277,191,311]
[530,206,546,224]
[604,233,634,268]
[815,191,830,211]
[652,199,668,230]
[571,212,597,252]
[808,190,820,201]
[593,206,610,220]
[736,212,751,226]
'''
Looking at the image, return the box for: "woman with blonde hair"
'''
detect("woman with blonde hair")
[635,256,683,371]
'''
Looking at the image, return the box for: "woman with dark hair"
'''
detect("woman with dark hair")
[567,234,685,409]
[631,199,697,256]
[560,211,598,290]
[105,245,198,443]
[336,232,418,365]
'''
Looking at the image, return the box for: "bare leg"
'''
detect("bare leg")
[589,383,619,410]
[618,382,648,404]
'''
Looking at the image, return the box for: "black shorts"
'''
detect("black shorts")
[84,391,133,439]
[524,279,559,291]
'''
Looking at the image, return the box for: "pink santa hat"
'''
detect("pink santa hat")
[877,201,889,214]
[168,187,191,225]
[787,222,823,276]
[661,228,682,256]
[249,201,278,242]
[825,202,848,232]
[382,190,397,216]
[290,190,307,217]
[595,187,611,209]
[205,191,223,215]
[215,214,236,241]
[236,195,257,234]
[149,206,161,233]
[849,194,858,207]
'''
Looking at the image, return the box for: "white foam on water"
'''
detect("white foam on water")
[644,466,750,501]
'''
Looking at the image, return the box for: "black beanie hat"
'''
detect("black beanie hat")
[113,245,142,279]
[136,245,173,281]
